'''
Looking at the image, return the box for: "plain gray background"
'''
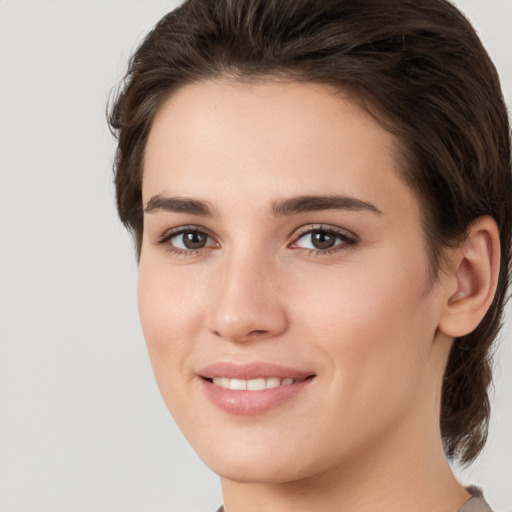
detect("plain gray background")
[0,1,510,511]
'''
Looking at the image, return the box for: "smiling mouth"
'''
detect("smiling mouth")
[200,369,316,415]
[203,376,313,391]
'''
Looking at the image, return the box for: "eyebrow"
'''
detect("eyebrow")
[143,193,382,217]
[144,195,215,216]
[272,195,382,216]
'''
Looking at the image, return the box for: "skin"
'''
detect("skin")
[138,80,497,512]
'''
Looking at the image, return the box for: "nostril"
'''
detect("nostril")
[212,328,271,343]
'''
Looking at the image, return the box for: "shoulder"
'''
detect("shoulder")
[215,487,493,512]
[458,486,493,512]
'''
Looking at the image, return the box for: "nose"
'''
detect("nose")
[207,251,288,343]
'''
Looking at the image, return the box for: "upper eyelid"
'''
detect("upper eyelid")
[156,224,215,242]
[291,224,357,240]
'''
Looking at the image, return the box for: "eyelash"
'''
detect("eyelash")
[155,224,358,257]
[290,225,358,255]
[155,225,217,257]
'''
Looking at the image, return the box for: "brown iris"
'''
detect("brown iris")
[182,231,208,249]
[310,231,336,250]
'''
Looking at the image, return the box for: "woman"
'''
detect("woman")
[108,1,511,510]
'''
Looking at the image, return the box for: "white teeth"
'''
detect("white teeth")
[211,377,300,390]
[247,378,266,391]
[266,377,281,388]
[218,377,230,388]
[229,378,247,390]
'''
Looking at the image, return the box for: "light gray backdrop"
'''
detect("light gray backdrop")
[0,1,510,511]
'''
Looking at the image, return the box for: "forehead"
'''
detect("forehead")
[143,80,418,219]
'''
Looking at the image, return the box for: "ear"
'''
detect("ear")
[438,216,500,338]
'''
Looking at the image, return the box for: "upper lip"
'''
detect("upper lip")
[199,361,315,380]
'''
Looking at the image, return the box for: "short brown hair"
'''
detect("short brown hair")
[108,0,512,465]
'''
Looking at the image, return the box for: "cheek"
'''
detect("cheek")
[136,260,214,432]
[137,261,204,381]
[292,251,436,414]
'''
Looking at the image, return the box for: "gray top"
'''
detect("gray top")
[460,487,493,512]
[215,486,493,512]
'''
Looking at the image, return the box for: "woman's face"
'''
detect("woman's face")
[138,80,451,483]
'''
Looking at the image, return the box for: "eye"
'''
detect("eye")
[290,226,357,253]
[156,227,217,254]
[172,230,211,250]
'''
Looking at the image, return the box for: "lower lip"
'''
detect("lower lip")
[200,377,314,415]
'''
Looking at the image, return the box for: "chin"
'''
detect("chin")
[209,459,304,485]
[196,440,311,484]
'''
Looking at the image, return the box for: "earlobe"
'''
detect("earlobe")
[438,216,500,338]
